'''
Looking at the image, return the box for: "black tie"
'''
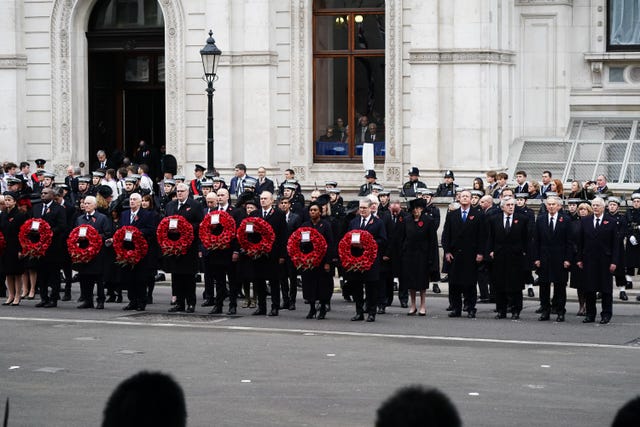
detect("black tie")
[42,204,47,216]
[505,216,511,233]
[263,210,269,218]
[393,215,397,224]
[549,216,554,232]
[178,202,183,211]
[86,214,91,222]
[595,218,600,228]
[361,218,366,229]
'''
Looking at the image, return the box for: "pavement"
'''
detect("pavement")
[1,280,639,427]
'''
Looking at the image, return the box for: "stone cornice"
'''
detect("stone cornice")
[584,52,640,62]
[0,55,27,69]
[409,49,515,65]
[515,0,573,6]
[219,51,278,67]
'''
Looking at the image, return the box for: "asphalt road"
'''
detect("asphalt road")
[1,284,639,427]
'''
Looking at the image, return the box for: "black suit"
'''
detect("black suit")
[280,211,303,307]
[59,199,78,297]
[164,198,204,308]
[345,215,387,318]
[532,212,572,316]
[250,207,287,313]
[442,208,487,314]
[33,201,67,303]
[92,158,116,171]
[255,177,275,195]
[487,213,530,316]
[577,215,620,320]
[381,210,407,306]
[75,211,113,304]
[120,209,157,309]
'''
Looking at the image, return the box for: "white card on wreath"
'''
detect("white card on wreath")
[351,233,361,244]
[211,214,220,225]
[31,221,40,231]
[124,231,133,242]
[301,231,311,242]
[78,227,88,238]
[246,223,254,233]
[169,219,179,229]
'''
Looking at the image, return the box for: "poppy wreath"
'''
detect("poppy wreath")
[338,230,378,273]
[156,215,194,256]
[0,231,5,256]
[113,226,149,267]
[287,227,328,271]
[236,217,275,259]
[18,219,53,259]
[66,225,103,264]
[199,211,236,251]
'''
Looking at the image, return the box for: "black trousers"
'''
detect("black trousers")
[124,268,148,307]
[172,273,196,308]
[450,281,477,312]
[496,288,522,314]
[203,258,216,300]
[255,273,280,311]
[477,262,491,300]
[349,279,378,316]
[381,270,397,306]
[37,263,61,302]
[214,265,237,308]
[539,281,567,313]
[585,291,612,319]
[279,260,297,305]
[80,274,104,303]
[0,273,5,297]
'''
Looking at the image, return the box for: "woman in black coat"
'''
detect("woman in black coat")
[401,198,439,316]
[1,192,28,305]
[298,201,335,320]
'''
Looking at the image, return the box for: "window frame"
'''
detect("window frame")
[607,0,640,52]
[312,4,385,163]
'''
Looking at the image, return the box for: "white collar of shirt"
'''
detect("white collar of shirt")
[131,210,139,217]
[549,213,556,222]
[361,215,371,224]
[594,214,603,225]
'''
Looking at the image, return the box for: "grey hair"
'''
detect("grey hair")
[500,196,515,207]
[359,198,373,208]
[591,197,605,207]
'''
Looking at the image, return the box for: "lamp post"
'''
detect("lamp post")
[200,30,222,174]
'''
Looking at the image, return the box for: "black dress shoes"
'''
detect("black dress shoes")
[351,313,364,321]
[227,306,237,315]
[186,305,195,313]
[168,305,185,313]
[116,294,123,303]
[467,309,477,319]
[122,303,137,311]
[268,309,279,317]
[280,302,291,310]
[366,314,376,322]
[252,309,266,315]
[556,314,565,322]
[209,306,222,315]
[527,288,535,297]
[317,306,327,320]
[582,316,595,323]
[105,295,117,303]
[135,305,146,311]
[599,316,611,324]
[77,300,94,309]
[495,312,507,319]
[432,283,442,293]
[538,312,550,321]
[535,306,544,314]
[306,308,316,319]
[445,305,453,311]
[511,312,520,320]
[448,311,461,318]
[619,291,628,301]
[61,293,71,302]
[377,307,386,314]
[201,299,214,307]
[400,302,408,308]
[95,301,104,310]
[43,300,57,308]
[289,303,296,311]
[35,300,48,308]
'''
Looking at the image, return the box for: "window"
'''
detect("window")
[313,1,385,162]
[608,0,640,51]
[89,0,164,30]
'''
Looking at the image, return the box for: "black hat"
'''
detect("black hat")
[194,164,206,172]
[35,158,46,167]
[96,185,113,198]
[364,170,377,179]
[444,170,455,179]
[408,167,420,176]
[409,198,427,210]
[316,194,330,206]
[2,190,19,200]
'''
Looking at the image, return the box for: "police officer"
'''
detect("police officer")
[400,167,427,198]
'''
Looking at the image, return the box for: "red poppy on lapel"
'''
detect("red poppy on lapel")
[469,216,474,221]
[187,207,191,211]
[9,218,14,222]
[398,216,403,222]
[46,208,51,214]
[418,221,424,227]
[603,220,609,225]
[558,217,564,222]
[134,215,139,222]
[367,219,373,226]
[91,217,96,223]
[513,219,519,224]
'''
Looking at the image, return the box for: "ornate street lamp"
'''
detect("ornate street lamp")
[200,30,222,174]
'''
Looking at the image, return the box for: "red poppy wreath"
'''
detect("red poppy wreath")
[67,225,103,264]
[19,219,52,259]
[338,230,378,273]
[199,211,236,251]
[287,227,328,271]
[236,217,275,259]
[156,215,194,256]
[113,226,149,267]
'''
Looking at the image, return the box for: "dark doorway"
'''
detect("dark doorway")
[86,0,165,168]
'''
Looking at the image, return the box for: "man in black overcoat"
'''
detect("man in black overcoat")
[576,197,620,324]
[33,187,68,308]
[442,190,486,318]
[532,195,572,322]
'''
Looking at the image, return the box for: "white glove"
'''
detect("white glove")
[630,236,638,246]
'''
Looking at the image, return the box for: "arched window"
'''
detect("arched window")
[89,0,164,30]
[313,1,385,162]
